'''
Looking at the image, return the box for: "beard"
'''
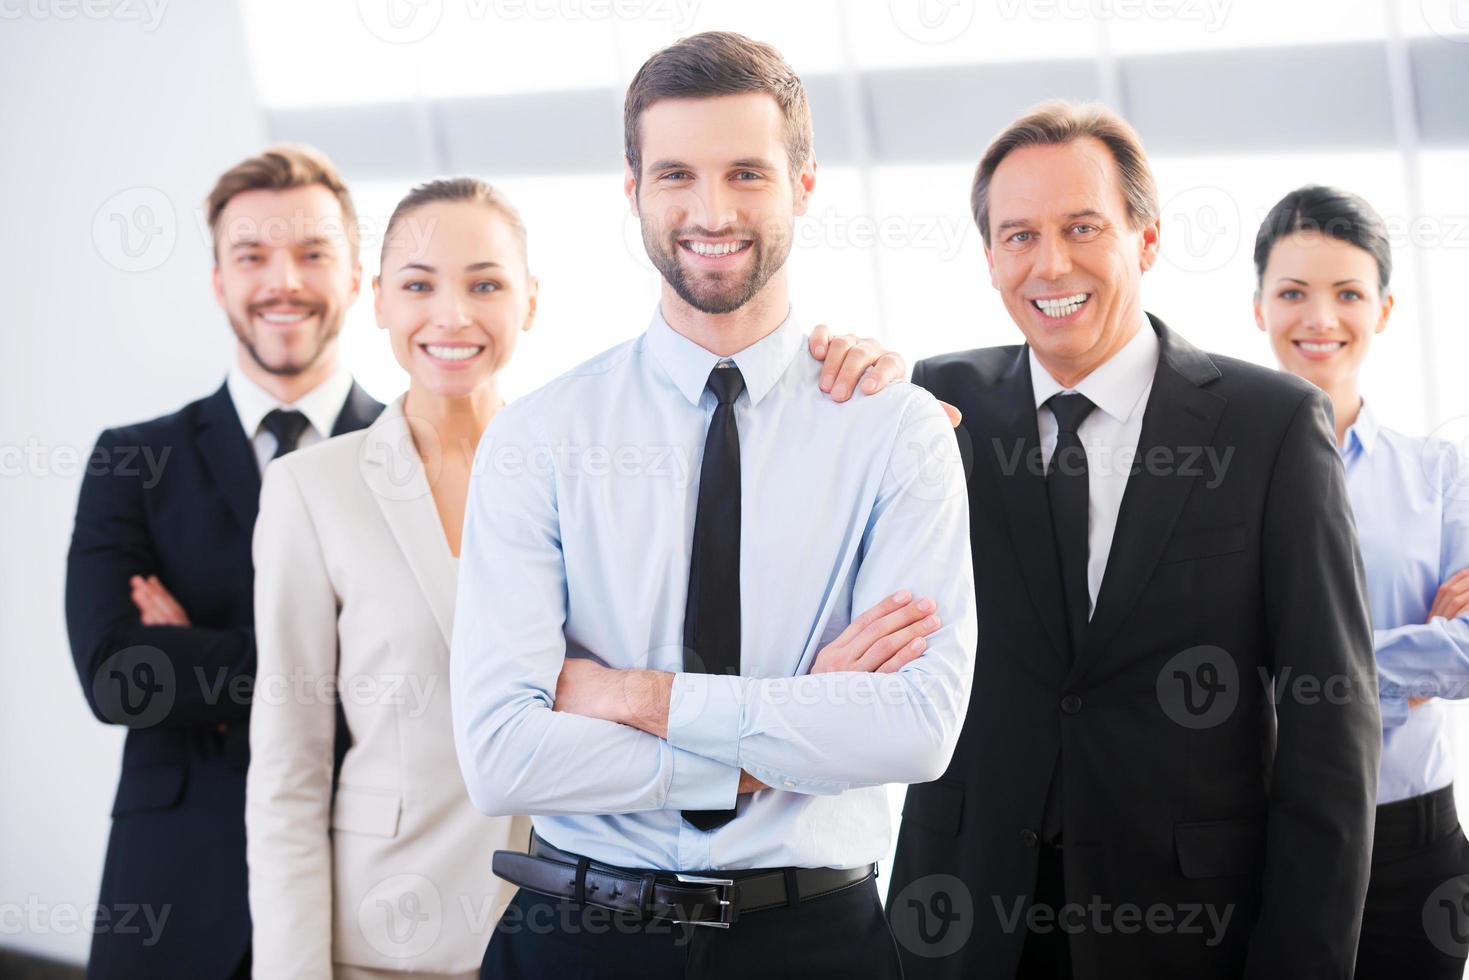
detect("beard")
[228,297,341,377]
[641,218,792,315]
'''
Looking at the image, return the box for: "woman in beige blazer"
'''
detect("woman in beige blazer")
[247,177,536,979]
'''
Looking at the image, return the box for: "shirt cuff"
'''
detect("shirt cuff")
[664,745,740,810]
[667,672,745,769]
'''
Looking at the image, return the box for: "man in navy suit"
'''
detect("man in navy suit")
[64,145,385,979]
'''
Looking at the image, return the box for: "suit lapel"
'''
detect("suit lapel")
[333,380,385,436]
[361,398,457,650]
[1076,316,1225,674]
[974,350,1073,667]
[194,383,263,534]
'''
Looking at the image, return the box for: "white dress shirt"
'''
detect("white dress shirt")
[225,362,353,473]
[1030,319,1160,614]
[451,306,976,872]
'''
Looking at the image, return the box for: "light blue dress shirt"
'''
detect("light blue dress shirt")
[450,307,976,872]
[1341,403,1469,804]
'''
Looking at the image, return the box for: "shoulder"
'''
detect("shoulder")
[914,345,1024,391]
[96,388,223,448]
[269,426,373,493]
[486,336,645,442]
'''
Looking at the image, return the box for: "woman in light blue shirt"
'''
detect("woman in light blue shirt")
[1253,185,1469,977]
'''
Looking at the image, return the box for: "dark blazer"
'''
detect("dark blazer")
[65,379,382,979]
[888,316,1379,979]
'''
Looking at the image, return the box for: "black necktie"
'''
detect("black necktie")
[261,408,310,461]
[1044,393,1096,662]
[682,363,745,832]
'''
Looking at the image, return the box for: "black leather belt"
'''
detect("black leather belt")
[1374,784,1460,853]
[491,833,877,929]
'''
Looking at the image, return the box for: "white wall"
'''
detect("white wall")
[0,2,265,963]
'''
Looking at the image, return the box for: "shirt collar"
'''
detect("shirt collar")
[1029,316,1159,424]
[225,361,353,441]
[1341,400,1377,458]
[645,304,804,408]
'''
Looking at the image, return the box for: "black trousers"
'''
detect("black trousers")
[481,876,903,979]
[1014,841,1072,980]
[1356,784,1469,979]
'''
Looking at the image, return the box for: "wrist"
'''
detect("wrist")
[618,669,672,738]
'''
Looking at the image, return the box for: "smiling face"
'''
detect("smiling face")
[211,184,360,376]
[1255,230,1391,390]
[373,200,537,398]
[625,92,814,316]
[984,138,1159,386]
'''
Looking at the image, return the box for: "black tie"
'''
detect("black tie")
[1045,393,1097,662]
[682,363,745,832]
[261,409,310,461]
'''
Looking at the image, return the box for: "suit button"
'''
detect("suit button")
[1060,693,1083,715]
[1021,829,1039,847]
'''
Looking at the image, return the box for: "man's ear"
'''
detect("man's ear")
[211,263,226,310]
[984,244,998,290]
[624,158,639,217]
[1138,217,1162,273]
[792,155,817,218]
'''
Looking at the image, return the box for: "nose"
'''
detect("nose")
[1301,295,1340,332]
[264,251,304,295]
[692,178,739,235]
[1033,232,1072,281]
[430,289,472,331]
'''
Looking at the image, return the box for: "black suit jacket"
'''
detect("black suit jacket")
[888,317,1379,979]
[65,379,382,979]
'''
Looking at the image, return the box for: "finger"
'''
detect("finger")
[939,401,963,428]
[809,324,831,359]
[831,590,915,647]
[852,597,937,653]
[876,642,927,673]
[819,335,854,393]
[135,579,171,621]
[831,340,881,401]
[854,613,941,672]
[860,352,907,397]
[151,577,189,623]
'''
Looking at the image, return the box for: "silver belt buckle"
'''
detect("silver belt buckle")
[672,873,737,928]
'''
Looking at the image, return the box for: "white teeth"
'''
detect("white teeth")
[424,345,483,361]
[1298,341,1345,352]
[260,311,310,324]
[1033,293,1089,318]
[686,240,750,257]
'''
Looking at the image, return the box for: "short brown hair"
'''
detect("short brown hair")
[381,176,529,271]
[205,144,360,263]
[624,31,813,182]
[971,101,1159,247]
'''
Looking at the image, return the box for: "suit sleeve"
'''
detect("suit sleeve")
[245,462,338,980]
[64,427,255,729]
[1246,390,1380,977]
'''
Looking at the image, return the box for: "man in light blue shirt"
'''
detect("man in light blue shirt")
[451,31,975,977]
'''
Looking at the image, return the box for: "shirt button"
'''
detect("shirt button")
[783,779,796,788]
[1021,829,1039,848]
[1060,693,1083,715]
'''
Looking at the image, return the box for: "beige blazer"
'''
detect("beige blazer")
[247,395,530,978]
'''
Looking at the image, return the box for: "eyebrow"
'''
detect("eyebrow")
[1274,277,1368,287]
[228,237,335,250]
[645,158,778,173]
[396,261,506,274]
[994,210,1106,232]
